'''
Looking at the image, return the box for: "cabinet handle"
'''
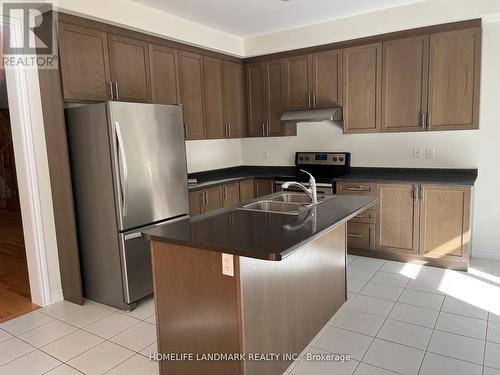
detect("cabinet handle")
[418,186,423,200]
[355,214,368,218]
[348,233,363,238]
[313,93,316,108]
[114,82,119,100]
[420,112,425,128]
[205,191,209,206]
[266,123,270,136]
[307,92,312,108]
[224,186,228,200]
[413,186,418,200]
[346,186,369,191]
[109,81,114,99]
[426,113,431,129]
[262,123,266,136]
[227,124,231,137]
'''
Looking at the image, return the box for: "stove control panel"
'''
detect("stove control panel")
[296,152,350,166]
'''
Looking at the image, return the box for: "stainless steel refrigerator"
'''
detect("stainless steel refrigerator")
[66,102,189,310]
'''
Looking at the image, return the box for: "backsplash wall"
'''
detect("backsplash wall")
[185,138,242,173]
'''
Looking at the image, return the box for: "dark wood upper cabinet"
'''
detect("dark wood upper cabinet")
[246,63,266,137]
[58,23,112,101]
[149,44,180,105]
[283,55,311,111]
[381,36,429,132]
[178,51,205,140]
[427,28,481,131]
[108,34,151,103]
[222,61,246,138]
[203,57,225,139]
[264,60,285,136]
[343,43,382,133]
[312,50,342,108]
[246,60,288,137]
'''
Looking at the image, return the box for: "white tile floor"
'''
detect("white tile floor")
[2,256,500,374]
[0,298,158,374]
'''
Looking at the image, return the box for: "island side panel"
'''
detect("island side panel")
[239,224,347,375]
[151,242,243,375]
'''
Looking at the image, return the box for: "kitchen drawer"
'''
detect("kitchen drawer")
[347,222,375,250]
[337,182,377,196]
[350,209,376,224]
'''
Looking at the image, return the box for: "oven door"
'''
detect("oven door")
[274,181,333,195]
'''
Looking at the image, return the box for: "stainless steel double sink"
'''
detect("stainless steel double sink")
[238,192,332,215]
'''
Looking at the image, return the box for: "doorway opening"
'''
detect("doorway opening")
[0,26,38,323]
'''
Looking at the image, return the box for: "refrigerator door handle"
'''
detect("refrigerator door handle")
[115,121,129,217]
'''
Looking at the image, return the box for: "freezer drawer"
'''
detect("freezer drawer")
[119,231,153,304]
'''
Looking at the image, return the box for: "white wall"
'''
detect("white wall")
[186,139,242,173]
[244,0,500,56]
[56,0,243,56]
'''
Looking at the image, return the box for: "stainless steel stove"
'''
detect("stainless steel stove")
[275,152,351,195]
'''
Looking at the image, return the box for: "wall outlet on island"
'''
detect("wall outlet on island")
[222,253,234,277]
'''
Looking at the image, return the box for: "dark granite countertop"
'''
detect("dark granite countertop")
[188,166,295,191]
[187,166,478,191]
[334,167,478,186]
[143,192,377,261]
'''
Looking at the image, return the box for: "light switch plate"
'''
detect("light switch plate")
[413,146,422,158]
[222,253,234,277]
[426,147,436,159]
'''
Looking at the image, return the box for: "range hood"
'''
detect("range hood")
[280,107,343,123]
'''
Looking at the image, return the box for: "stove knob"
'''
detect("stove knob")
[339,157,344,162]
[332,157,337,162]
[299,157,303,161]
[305,157,309,161]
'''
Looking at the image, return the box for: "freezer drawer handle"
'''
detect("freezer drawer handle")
[115,121,129,216]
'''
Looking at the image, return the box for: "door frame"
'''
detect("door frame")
[2,14,55,307]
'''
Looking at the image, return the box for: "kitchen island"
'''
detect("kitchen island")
[143,192,377,375]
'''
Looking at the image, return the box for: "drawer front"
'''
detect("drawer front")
[337,182,377,196]
[350,209,376,224]
[347,222,375,250]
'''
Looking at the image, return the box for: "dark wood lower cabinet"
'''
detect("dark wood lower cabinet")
[151,223,346,375]
[254,179,274,198]
[239,179,255,203]
[221,182,240,208]
[339,180,472,270]
[189,186,222,216]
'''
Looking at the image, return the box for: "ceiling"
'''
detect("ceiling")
[133,0,424,37]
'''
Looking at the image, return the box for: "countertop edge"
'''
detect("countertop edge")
[143,199,378,261]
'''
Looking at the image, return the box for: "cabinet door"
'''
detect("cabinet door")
[427,28,481,130]
[149,44,179,105]
[179,51,205,139]
[221,182,241,208]
[343,43,382,133]
[203,57,225,139]
[246,64,266,137]
[264,60,285,136]
[381,36,429,132]
[312,50,342,108]
[377,184,419,254]
[201,186,222,214]
[283,55,311,111]
[222,61,246,138]
[108,34,151,103]
[189,190,203,216]
[58,23,112,101]
[239,179,255,203]
[254,179,274,198]
[419,185,471,259]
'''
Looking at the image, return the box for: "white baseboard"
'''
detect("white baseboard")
[472,248,500,261]
[50,290,64,305]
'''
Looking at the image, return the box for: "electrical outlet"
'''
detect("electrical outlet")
[426,147,436,159]
[222,253,234,277]
[413,146,422,158]
[263,150,270,159]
